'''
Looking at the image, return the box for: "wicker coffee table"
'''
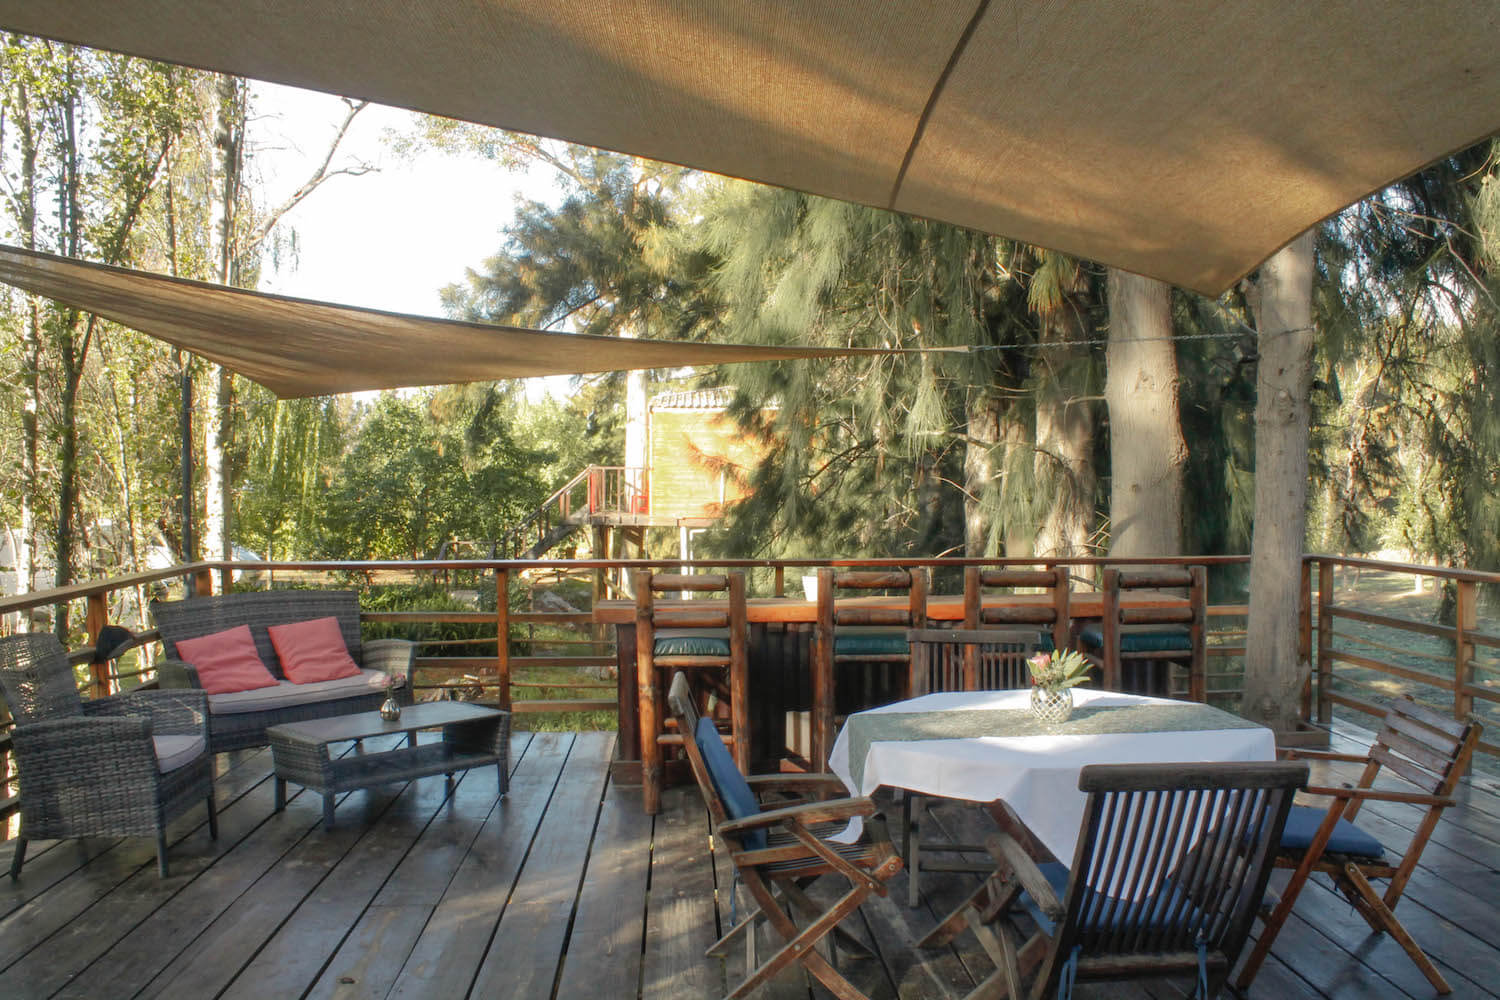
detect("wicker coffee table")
[267,701,510,828]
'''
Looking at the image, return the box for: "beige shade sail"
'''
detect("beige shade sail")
[0,245,891,398]
[2,2,1498,295]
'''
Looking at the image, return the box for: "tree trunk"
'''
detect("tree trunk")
[52,75,83,640]
[204,74,243,563]
[1241,231,1317,732]
[15,76,41,621]
[1034,295,1097,557]
[1000,414,1036,559]
[963,388,1003,556]
[1105,269,1186,557]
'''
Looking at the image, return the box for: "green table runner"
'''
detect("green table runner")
[845,702,1259,793]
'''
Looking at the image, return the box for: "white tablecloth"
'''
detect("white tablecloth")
[828,688,1276,865]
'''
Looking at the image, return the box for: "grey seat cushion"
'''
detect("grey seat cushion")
[206,668,392,715]
[154,733,207,772]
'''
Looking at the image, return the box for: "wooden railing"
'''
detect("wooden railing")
[3,552,1494,831]
[495,465,648,558]
[1305,555,1500,760]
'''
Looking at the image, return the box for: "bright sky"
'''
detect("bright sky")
[247,82,569,397]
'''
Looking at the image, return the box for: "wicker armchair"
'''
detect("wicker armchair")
[0,633,217,879]
[151,590,415,752]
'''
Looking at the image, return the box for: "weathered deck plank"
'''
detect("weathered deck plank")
[304,731,537,1000]
[2,723,1499,1000]
[641,784,725,999]
[467,730,615,999]
[385,730,574,999]
[552,769,653,1000]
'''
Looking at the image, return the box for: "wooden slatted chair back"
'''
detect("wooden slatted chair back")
[1349,696,1481,902]
[963,566,1071,652]
[1095,566,1207,700]
[634,569,749,814]
[907,627,1048,695]
[1359,696,1478,807]
[811,566,929,769]
[1034,761,1307,998]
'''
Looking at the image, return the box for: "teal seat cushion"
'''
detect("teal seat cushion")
[834,631,909,656]
[654,632,731,657]
[1279,805,1386,861]
[1079,624,1191,652]
[696,716,767,850]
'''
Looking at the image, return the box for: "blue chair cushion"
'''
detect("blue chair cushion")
[1079,624,1192,652]
[1279,805,1386,861]
[1020,861,1202,937]
[654,632,731,657]
[696,716,767,850]
[834,631,909,656]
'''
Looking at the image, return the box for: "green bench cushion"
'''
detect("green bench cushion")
[1079,624,1191,652]
[654,632,732,657]
[834,631,909,656]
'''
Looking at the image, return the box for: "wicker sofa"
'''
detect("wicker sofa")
[152,590,415,753]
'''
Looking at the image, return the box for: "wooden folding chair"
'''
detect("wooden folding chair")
[1236,696,1482,994]
[902,626,1049,907]
[634,569,749,814]
[922,760,1306,1000]
[667,672,903,1000]
[812,566,928,770]
[1081,566,1207,701]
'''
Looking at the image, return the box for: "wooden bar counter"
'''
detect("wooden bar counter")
[597,590,1190,778]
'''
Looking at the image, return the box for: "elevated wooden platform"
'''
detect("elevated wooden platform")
[2,724,1497,999]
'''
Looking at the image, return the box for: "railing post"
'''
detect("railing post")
[219,565,233,596]
[1316,560,1333,725]
[635,569,661,814]
[773,564,785,598]
[85,592,110,698]
[1455,579,1476,722]
[1298,559,1313,722]
[192,568,214,597]
[495,567,512,712]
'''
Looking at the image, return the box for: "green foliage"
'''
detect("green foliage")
[687,183,1078,560]
[314,389,546,560]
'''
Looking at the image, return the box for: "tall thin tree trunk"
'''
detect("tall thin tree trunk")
[204,75,243,563]
[1242,231,1317,732]
[1000,415,1036,559]
[52,73,84,640]
[1034,295,1097,557]
[15,77,41,622]
[963,388,1003,556]
[1105,269,1186,557]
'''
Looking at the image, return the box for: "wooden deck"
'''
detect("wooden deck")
[2,724,1498,1000]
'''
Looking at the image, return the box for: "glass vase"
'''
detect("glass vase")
[379,684,402,721]
[1030,685,1074,724]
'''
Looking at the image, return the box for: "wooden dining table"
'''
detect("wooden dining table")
[595,590,1193,777]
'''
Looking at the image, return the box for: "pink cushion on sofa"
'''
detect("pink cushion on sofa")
[268,616,362,684]
[175,625,280,695]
